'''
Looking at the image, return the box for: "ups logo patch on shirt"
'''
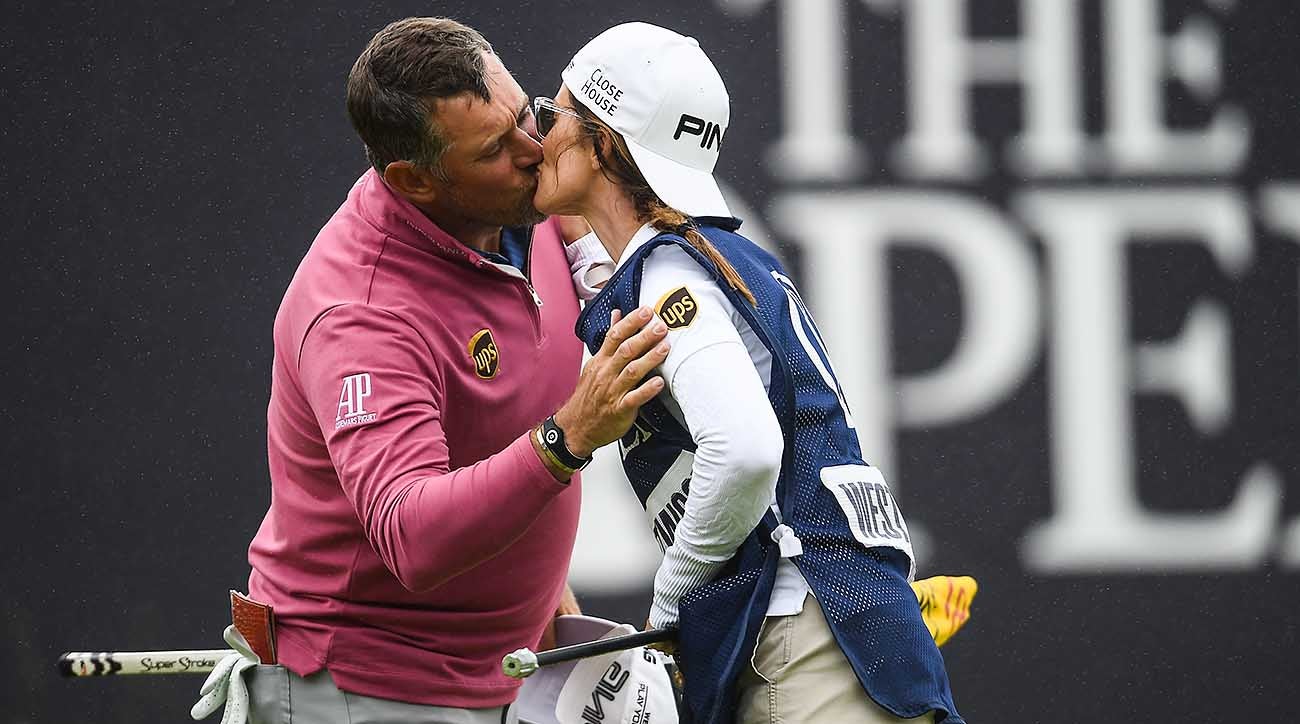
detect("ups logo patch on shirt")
[468,329,500,379]
[656,286,699,329]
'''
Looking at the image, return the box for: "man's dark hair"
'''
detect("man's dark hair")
[346,17,494,176]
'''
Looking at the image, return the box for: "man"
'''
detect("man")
[198,17,670,724]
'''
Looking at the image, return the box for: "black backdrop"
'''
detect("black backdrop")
[4,1,1299,722]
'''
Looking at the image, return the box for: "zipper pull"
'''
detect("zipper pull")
[527,284,543,308]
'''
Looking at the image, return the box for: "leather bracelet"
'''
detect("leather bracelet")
[537,415,592,472]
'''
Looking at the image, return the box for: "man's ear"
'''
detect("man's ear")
[382,160,440,206]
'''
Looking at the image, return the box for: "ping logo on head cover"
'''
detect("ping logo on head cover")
[582,660,631,723]
[336,373,376,429]
[673,113,723,150]
[655,286,698,329]
[468,329,500,379]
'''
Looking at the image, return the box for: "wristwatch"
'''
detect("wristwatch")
[536,415,593,472]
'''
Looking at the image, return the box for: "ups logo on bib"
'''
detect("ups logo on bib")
[468,329,499,379]
[656,287,698,330]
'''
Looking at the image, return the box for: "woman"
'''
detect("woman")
[528,22,964,724]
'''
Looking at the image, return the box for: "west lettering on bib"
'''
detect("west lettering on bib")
[655,286,698,330]
[819,464,915,563]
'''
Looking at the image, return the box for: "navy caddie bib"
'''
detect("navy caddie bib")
[575,217,963,724]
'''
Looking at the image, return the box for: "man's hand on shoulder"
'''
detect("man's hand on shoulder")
[552,307,669,459]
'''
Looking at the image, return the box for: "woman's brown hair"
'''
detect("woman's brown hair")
[569,103,757,306]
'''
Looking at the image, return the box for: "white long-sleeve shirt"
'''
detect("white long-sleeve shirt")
[564,231,617,299]
[607,224,811,628]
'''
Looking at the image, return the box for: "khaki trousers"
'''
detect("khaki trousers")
[735,597,936,724]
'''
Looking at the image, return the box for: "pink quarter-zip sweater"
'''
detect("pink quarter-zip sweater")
[247,169,583,707]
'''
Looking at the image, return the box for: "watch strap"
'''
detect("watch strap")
[537,415,592,471]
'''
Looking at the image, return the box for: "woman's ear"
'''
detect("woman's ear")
[591,130,613,172]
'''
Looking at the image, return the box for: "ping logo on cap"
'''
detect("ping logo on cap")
[656,286,698,329]
[673,113,723,150]
[468,329,500,379]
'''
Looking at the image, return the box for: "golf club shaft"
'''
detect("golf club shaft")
[502,626,677,678]
[59,649,236,677]
[539,627,676,666]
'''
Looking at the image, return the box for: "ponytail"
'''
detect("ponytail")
[573,104,757,307]
[642,203,756,307]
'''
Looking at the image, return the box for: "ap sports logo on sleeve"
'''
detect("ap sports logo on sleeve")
[468,328,500,379]
[335,372,377,430]
[655,286,698,329]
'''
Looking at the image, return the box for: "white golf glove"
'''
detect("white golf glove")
[190,625,260,723]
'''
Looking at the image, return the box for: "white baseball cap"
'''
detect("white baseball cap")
[515,614,679,724]
[562,22,732,218]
